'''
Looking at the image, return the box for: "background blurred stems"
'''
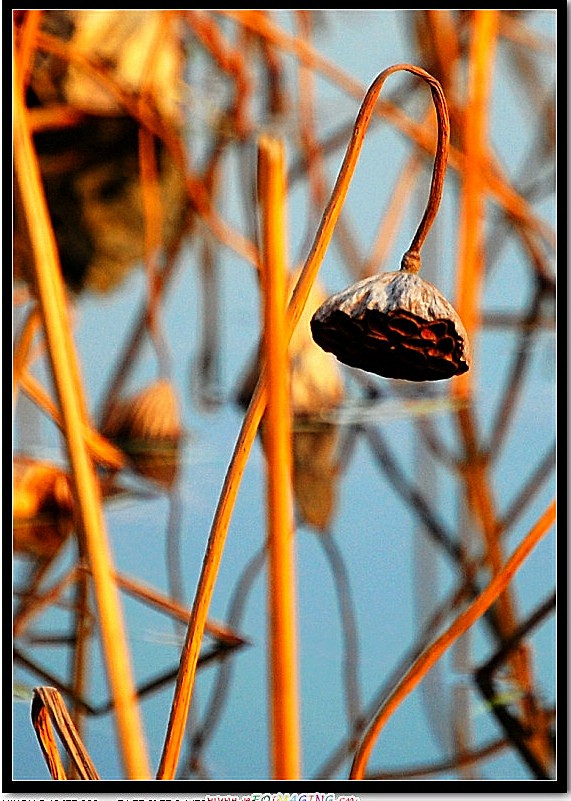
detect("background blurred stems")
[454,9,499,398]
[13,59,151,780]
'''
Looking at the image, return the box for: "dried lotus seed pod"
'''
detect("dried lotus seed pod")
[310,270,470,382]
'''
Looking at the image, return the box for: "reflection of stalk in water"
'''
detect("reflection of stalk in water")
[313,578,473,778]
[97,131,231,430]
[186,547,266,771]
[350,500,554,779]
[15,633,245,721]
[366,734,510,779]
[14,564,83,640]
[192,235,222,411]
[413,406,454,760]
[165,485,185,624]
[359,423,462,564]
[187,529,362,779]
[317,533,362,738]
[454,403,554,776]
[474,592,556,779]
[486,284,552,459]
[497,443,555,538]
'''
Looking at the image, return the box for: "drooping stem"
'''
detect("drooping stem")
[399,70,450,273]
[157,63,450,780]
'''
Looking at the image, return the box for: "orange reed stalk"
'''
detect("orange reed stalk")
[350,499,555,779]
[259,134,301,778]
[13,52,151,778]
[453,10,499,397]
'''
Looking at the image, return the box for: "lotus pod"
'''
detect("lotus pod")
[102,380,182,489]
[310,271,470,382]
[13,458,74,560]
[103,380,182,445]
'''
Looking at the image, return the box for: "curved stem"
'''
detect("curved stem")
[14,53,151,778]
[402,76,450,270]
[157,62,449,780]
[349,499,555,780]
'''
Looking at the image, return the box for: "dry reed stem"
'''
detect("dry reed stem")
[454,9,499,398]
[13,57,151,778]
[69,567,91,731]
[31,692,69,779]
[31,686,100,779]
[349,499,555,779]
[157,64,427,780]
[13,10,43,95]
[259,134,301,778]
[13,306,41,400]
[19,370,126,470]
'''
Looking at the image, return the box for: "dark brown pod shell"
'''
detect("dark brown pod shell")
[310,271,471,382]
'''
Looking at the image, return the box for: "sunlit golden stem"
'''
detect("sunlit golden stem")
[13,53,151,779]
[350,499,555,779]
[259,134,301,779]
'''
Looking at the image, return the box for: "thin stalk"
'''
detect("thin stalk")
[19,369,125,469]
[13,59,151,778]
[13,306,41,401]
[349,499,555,779]
[453,9,499,397]
[259,134,301,778]
[157,63,450,780]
